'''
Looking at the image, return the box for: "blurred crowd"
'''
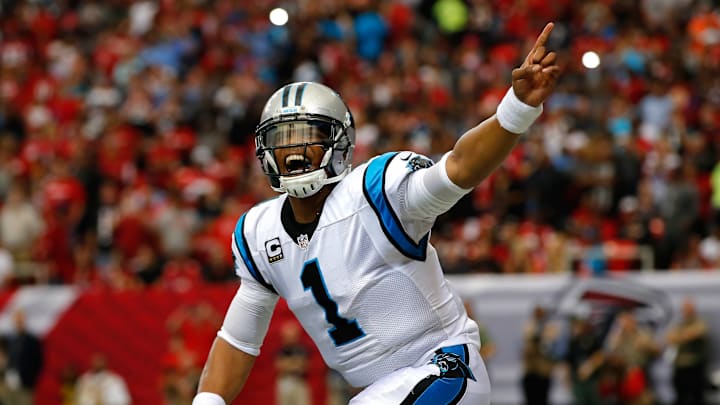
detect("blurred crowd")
[520,297,711,405]
[1,0,720,291]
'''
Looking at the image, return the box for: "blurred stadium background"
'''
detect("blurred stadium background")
[1,0,720,404]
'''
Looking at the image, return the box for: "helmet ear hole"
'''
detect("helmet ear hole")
[335,135,349,151]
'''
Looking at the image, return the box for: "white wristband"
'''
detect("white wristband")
[192,392,226,405]
[496,87,543,134]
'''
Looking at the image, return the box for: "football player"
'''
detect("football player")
[193,22,560,405]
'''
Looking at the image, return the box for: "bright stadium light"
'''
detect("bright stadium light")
[582,51,601,69]
[269,8,289,26]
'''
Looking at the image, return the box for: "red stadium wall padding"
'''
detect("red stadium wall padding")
[35,285,327,405]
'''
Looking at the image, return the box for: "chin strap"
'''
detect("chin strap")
[278,167,350,198]
[279,170,327,198]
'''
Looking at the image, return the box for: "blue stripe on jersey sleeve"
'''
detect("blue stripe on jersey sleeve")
[234,213,277,294]
[363,152,428,261]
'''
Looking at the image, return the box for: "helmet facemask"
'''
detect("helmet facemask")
[256,115,354,198]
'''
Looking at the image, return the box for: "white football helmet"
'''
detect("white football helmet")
[255,82,355,198]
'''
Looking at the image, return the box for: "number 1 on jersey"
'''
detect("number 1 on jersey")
[301,259,365,346]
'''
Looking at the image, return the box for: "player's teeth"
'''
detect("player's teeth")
[286,154,311,174]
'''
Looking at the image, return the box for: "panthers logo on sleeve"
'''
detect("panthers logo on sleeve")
[402,153,434,172]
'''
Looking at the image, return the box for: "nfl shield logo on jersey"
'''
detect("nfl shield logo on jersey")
[297,234,310,249]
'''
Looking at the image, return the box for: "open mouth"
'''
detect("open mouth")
[285,154,313,174]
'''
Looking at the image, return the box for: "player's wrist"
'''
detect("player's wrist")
[192,392,226,405]
[496,87,543,134]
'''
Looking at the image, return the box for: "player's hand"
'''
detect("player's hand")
[512,22,561,107]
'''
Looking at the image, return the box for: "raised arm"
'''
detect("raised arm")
[446,22,560,188]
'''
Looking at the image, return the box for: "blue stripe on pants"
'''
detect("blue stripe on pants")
[412,377,466,405]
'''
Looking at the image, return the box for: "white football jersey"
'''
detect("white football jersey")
[232,151,480,387]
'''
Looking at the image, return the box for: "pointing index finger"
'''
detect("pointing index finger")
[526,22,555,64]
[533,22,554,50]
